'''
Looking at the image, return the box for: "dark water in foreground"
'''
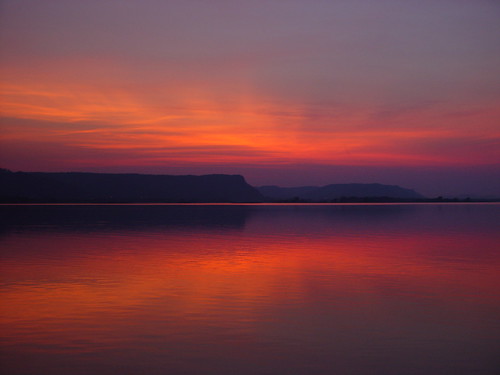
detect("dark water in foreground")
[1,203,499,375]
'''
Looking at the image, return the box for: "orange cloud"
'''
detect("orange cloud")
[1,58,499,170]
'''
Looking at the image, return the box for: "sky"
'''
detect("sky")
[1,0,499,197]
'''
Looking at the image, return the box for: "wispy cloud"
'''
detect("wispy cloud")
[1,0,499,195]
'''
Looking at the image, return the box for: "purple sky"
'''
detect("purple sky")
[1,0,499,196]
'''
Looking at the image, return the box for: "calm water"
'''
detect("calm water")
[1,203,499,375]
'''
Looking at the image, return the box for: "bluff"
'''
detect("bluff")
[258,183,424,202]
[0,170,264,203]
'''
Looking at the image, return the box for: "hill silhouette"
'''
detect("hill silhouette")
[258,183,424,202]
[0,169,429,203]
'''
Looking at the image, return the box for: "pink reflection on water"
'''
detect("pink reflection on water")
[1,204,499,374]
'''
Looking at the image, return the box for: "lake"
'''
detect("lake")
[1,203,499,375]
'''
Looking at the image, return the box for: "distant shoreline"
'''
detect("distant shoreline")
[1,200,499,206]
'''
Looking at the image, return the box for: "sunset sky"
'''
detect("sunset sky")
[1,0,499,196]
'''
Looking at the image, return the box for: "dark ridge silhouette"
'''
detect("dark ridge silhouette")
[258,183,424,202]
[0,169,263,203]
[4,168,469,203]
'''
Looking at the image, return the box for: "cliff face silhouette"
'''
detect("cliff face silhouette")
[0,170,264,203]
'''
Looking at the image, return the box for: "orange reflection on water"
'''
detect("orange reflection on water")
[2,227,499,354]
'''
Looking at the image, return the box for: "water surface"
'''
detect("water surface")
[1,204,499,374]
